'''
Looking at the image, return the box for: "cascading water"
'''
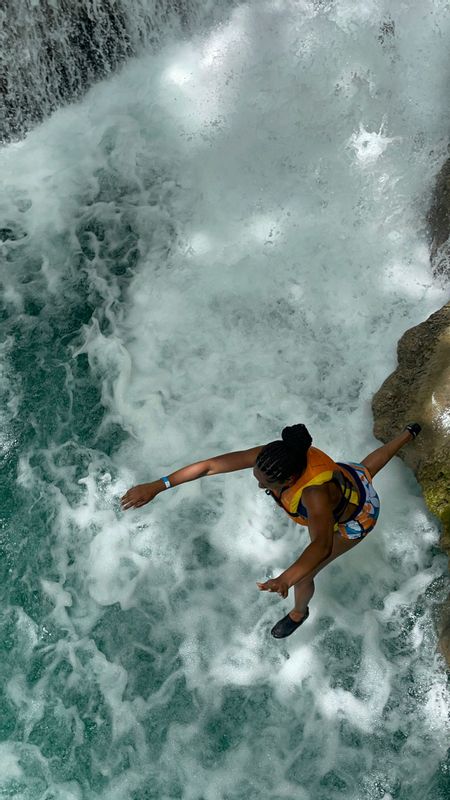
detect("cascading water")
[0,0,236,141]
[0,1,449,798]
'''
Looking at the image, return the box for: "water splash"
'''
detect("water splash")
[349,121,399,167]
[0,1,449,798]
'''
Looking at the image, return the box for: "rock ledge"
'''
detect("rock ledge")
[372,301,450,662]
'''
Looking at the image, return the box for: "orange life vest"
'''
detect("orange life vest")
[276,447,360,526]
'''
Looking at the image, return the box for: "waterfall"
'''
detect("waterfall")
[0,2,449,798]
[0,0,235,141]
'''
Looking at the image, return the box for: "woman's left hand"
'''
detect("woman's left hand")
[256,576,289,598]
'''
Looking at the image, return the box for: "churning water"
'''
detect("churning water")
[0,1,449,798]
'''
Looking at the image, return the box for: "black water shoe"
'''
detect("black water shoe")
[405,422,421,439]
[271,608,309,639]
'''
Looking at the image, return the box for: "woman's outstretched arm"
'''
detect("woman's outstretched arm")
[121,444,265,510]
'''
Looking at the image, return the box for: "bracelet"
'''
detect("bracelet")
[161,476,171,489]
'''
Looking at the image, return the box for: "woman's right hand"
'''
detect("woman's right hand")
[121,481,162,510]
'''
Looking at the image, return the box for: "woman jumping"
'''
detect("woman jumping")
[121,422,421,638]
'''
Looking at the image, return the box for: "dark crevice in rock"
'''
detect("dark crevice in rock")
[427,156,450,280]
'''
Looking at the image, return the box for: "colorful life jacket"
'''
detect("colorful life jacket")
[274,447,361,526]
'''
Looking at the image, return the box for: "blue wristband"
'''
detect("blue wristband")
[161,476,171,489]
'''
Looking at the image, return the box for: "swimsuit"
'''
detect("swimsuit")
[334,462,380,540]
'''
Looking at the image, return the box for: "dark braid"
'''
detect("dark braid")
[256,424,312,483]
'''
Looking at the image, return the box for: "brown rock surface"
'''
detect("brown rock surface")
[373,155,450,663]
[372,302,450,662]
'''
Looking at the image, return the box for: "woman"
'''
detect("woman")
[121,422,421,638]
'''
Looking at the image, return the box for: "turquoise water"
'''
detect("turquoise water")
[0,1,449,798]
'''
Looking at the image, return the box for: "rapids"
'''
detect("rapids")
[0,2,449,798]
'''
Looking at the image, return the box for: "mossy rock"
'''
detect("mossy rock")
[420,464,450,553]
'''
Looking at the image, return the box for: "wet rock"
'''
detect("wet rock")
[374,154,450,663]
[427,156,450,281]
[372,301,450,662]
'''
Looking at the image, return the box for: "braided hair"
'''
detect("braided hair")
[256,424,312,483]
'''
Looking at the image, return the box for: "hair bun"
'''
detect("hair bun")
[281,423,312,453]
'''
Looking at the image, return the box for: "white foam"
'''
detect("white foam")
[2,1,450,796]
[0,742,23,780]
[349,122,398,167]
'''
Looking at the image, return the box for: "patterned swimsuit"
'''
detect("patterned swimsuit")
[334,462,380,540]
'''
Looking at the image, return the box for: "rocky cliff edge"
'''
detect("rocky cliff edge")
[372,158,450,664]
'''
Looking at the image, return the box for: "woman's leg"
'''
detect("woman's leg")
[361,429,413,479]
[287,426,419,623]
[290,534,361,621]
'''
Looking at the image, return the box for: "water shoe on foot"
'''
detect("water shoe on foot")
[271,608,309,639]
[405,422,421,439]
